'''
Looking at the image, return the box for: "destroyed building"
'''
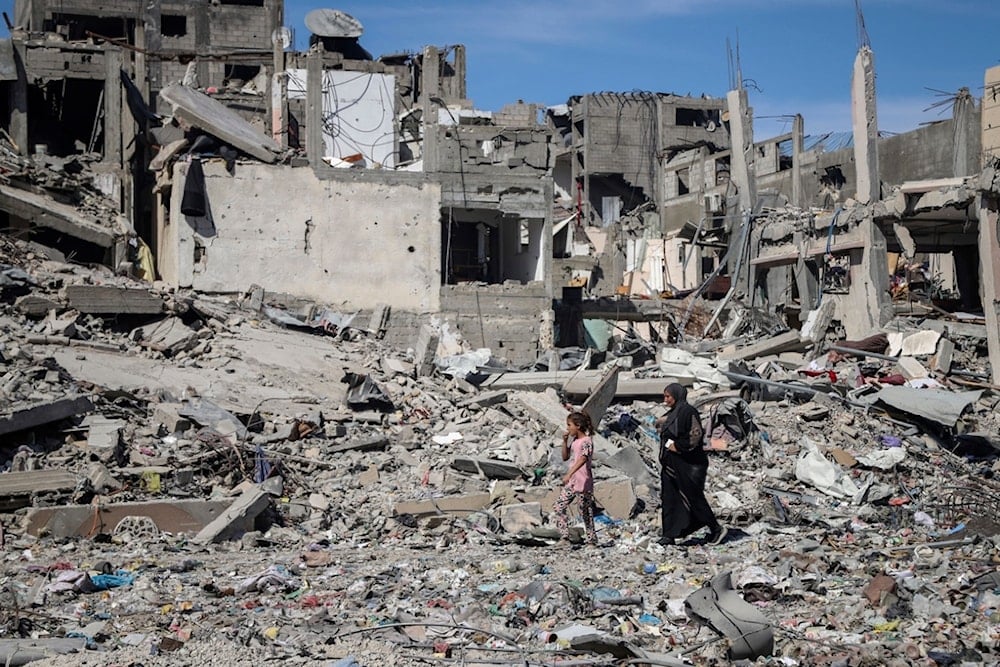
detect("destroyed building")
[2,3,553,366]
[3,3,1000,666]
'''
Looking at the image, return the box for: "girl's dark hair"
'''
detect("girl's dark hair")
[567,411,594,435]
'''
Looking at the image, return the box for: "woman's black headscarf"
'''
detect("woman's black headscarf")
[661,383,700,451]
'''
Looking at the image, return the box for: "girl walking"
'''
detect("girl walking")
[552,411,599,546]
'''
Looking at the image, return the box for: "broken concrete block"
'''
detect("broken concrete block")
[25,499,233,537]
[328,435,389,454]
[457,390,508,409]
[604,446,657,487]
[593,477,637,520]
[498,502,542,533]
[65,285,164,314]
[580,365,620,426]
[381,357,415,377]
[0,470,79,511]
[900,330,941,357]
[81,415,125,461]
[41,310,79,338]
[414,325,440,377]
[393,492,492,518]
[308,493,330,511]
[358,464,380,486]
[0,395,94,438]
[895,356,929,381]
[245,284,264,311]
[797,404,830,422]
[193,487,270,544]
[132,317,200,355]
[0,638,88,664]
[800,300,835,343]
[931,337,955,374]
[153,403,192,434]
[86,462,122,493]
[717,331,805,363]
[160,83,282,163]
[512,388,568,432]
[14,294,62,318]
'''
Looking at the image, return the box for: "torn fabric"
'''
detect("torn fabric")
[794,437,860,500]
[342,372,393,410]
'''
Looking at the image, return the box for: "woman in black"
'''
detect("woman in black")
[657,383,727,546]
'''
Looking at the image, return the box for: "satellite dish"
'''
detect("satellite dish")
[271,26,291,49]
[305,9,363,39]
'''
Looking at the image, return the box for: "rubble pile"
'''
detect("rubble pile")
[0,237,999,667]
[0,135,123,230]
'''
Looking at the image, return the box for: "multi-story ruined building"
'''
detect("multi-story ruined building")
[1,2,554,364]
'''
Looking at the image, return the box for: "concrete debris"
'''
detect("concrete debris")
[0,232,996,667]
[0,12,1000,664]
[192,487,270,545]
[159,84,283,163]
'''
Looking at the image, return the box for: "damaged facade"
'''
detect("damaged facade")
[2,2,553,365]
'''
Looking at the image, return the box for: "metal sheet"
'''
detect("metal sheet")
[685,571,774,660]
[864,386,982,427]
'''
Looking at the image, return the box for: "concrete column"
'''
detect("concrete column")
[452,45,466,100]
[8,39,28,156]
[844,45,891,338]
[793,230,817,309]
[270,34,287,148]
[582,95,591,226]
[103,46,123,174]
[952,89,975,177]
[844,215,892,338]
[142,0,162,98]
[420,45,440,172]
[726,89,755,214]
[979,196,1000,385]
[984,65,1000,164]
[851,46,879,204]
[655,97,664,223]
[306,48,323,168]
[194,2,210,87]
[725,88,755,298]
[791,114,804,208]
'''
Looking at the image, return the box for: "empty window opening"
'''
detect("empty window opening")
[219,0,265,6]
[161,15,187,37]
[518,220,530,253]
[27,78,106,157]
[48,13,132,42]
[675,107,721,128]
[676,168,690,196]
[224,64,261,88]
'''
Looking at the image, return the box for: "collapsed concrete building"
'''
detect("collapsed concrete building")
[4,6,1000,665]
[568,47,1000,387]
[2,1,999,383]
[2,2,553,366]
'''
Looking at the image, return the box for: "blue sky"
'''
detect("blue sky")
[4,0,996,138]
[282,0,999,138]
